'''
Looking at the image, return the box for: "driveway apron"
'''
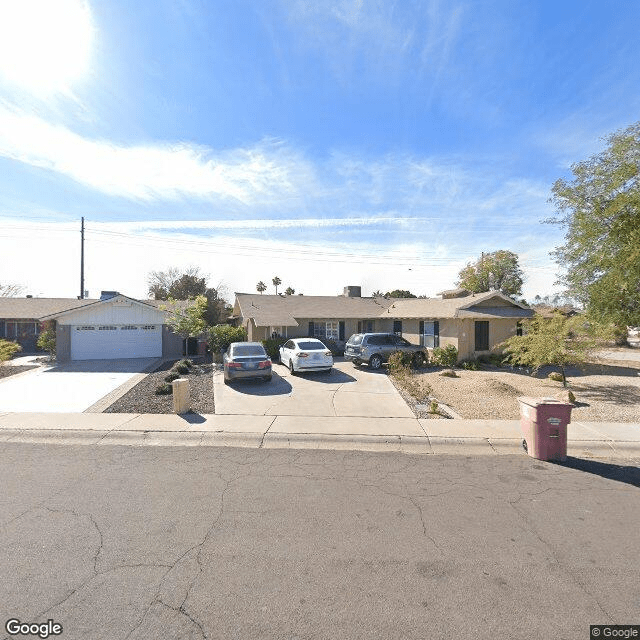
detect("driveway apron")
[0,358,158,412]
[213,359,414,418]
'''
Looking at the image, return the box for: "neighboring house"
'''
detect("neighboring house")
[0,292,201,361]
[231,285,534,361]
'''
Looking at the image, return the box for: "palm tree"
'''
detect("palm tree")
[256,281,267,294]
[272,276,282,295]
[285,286,295,295]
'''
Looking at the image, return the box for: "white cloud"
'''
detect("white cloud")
[0,106,310,203]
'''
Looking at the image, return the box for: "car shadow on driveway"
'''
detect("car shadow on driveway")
[226,371,292,396]
[291,368,357,384]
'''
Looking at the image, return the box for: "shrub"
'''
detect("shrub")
[460,359,479,371]
[431,344,458,367]
[173,363,189,375]
[262,337,287,360]
[429,400,439,414]
[178,359,193,368]
[439,369,459,378]
[208,325,247,353]
[0,339,22,363]
[164,372,180,383]
[548,372,564,382]
[324,338,344,356]
[387,351,412,376]
[37,322,56,358]
[155,383,173,395]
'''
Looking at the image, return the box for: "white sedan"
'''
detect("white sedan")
[279,338,333,375]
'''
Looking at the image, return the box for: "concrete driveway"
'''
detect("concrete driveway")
[213,358,414,419]
[0,358,158,412]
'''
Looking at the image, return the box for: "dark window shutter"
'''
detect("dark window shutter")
[419,320,424,347]
[308,321,314,337]
[434,321,440,347]
[339,321,345,341]
[475,321,489,351]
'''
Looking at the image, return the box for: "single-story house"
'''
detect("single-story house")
[231,286,534,361]
[0,292,203,362]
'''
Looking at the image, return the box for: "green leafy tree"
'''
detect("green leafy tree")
[147,267,226,325]
[272,276,282,294]
[385,289,417,298]
[37,321,56,359]
[501,313,613,387]
[256,281,267,294]
[207,325,247,353]
[284,286,295,295]
[371,290,384,297]
[548,121,640,329]
[456,250,524,297]
[163,295,208,344]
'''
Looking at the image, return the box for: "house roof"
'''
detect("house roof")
[0,296,192,321]
[0,297,97,320]
[235,290,533,326]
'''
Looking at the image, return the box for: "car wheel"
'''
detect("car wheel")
[223,377,229,385]
[289,360,296,376]
[264,376,272,382]
[369,354,383,370]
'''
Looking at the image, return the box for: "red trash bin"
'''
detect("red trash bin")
[517,397,572,462]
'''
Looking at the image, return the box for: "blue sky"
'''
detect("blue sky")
[1,0,639,300]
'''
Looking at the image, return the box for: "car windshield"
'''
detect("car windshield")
[296,341,326,350]
[348,335,363,345]
[232,345,266,357]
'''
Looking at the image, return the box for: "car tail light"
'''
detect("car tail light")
[258,360,271,369]
[297,352,309,358]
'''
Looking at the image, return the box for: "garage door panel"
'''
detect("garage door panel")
[71,325,162,360]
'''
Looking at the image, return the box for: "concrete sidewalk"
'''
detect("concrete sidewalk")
[0,411,638,460]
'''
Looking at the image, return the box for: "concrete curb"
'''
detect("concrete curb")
[1,427,638,461]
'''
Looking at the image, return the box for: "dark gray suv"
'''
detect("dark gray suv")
[344,333,426,369]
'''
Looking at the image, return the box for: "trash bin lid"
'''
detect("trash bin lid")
[517,396,569,407]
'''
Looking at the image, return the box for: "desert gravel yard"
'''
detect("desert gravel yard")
[409,361,640,422]
[104,361,215,414]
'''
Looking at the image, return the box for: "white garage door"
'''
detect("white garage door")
[71,324,162,360]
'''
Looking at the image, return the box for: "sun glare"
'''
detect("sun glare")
[0,0,94,96]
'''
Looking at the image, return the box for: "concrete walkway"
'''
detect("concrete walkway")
[0,411,638,460]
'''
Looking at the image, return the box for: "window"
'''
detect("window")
[393,320,402,336]
[516,321,523,337]
[76,326,95,331]
[142,325,156,330]
[475,321,489,351]
[296,341,326,351]
[420,321,439,348]
[6,322,38,339]
[395,336,411,347]
[98,326,117,331]
[357,320,374,333]
[325,322,339,340]
[120,325,138,330]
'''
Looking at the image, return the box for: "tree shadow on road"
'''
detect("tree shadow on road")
[553,456,640,489]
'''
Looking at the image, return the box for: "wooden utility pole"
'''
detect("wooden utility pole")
[80,217,85,299]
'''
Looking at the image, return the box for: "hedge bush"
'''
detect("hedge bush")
[262,337,287,360]
[173,363,189,375]
[155,383,173,395]
[164,372,180,383]
[208,325,247,353]
[431,344,458,367]
[0,340,21,363]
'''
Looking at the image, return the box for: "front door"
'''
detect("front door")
[393,320,402,336]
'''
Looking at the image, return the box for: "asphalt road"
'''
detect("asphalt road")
[1,443,639,640]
